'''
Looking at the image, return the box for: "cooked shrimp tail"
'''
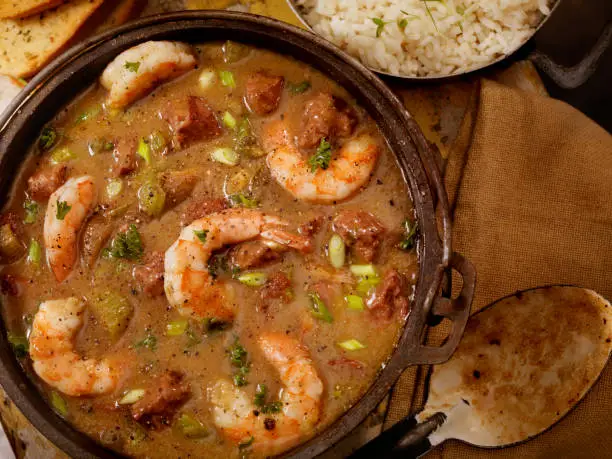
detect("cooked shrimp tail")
[29,298,118,396]
[209,333,323,454]
[264,120,379,204]
[164,209,311,320]
[44,176,97,282]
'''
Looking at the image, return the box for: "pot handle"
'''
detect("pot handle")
[407,252,476,365]
[348,412,446,459]
[529,17,612,89]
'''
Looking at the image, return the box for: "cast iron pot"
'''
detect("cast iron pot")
[0,11,476,458]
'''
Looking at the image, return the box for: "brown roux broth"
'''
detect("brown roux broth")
[0,43,418,457]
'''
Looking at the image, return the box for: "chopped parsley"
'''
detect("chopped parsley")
[23,200,38,224]
[228,193,259,209]
[254,384,267,407]
[288,81,311,94]
[261,401,283,414]
[55,201,71,220]
[238,435,254,449]
[135,333,157,351]
[124,61,140,72]
[399,218,418,251]
[308,138,332,173]
[372,17,391,37]
[38,126,58,151]
[228,338,249,387]
[208,253,228,279]
[193,229,209,243]
[106,224,144,260]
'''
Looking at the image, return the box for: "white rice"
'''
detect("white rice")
[294,0,553,77]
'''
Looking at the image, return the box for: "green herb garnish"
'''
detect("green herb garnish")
[135,333,157,351]
[23,200,38,224]
[7,333,28,358]
[228,338,249,387]
[228,193,259,208]
[254,384,267,407]
[107,224,143,260]
[421,0,439,32]
[239,435,254,449]
[219,70,236,89]
[308,138,332,172]
[193,229,209,243]
[55,201,71,220]
[288,81,311,94]
[38,126,58,151]
[399,219,418,251]
[261,401,283,414]
[124,61,140,72]
[398,9,419,29]
[372,17,391,37]
[309,292,333,323]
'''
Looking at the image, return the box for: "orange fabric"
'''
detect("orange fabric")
[386,79,612,458]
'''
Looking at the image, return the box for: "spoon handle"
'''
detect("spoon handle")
[349,412,446,459]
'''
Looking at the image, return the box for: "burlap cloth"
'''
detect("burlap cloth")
[384,79,612,458]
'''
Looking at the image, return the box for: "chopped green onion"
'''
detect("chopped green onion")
[148,130,167,154]
[50,391,68,417]
[198,69,216,90]
[27,239,41,266]
[338,339,367,351]
[356,275,381,295]
[7,333,28,358]
[399,219,418,251]
[50,147,76,164]
[345,294,364,311]
[223,40,251,64]
[118,389,146,405]
[223,111,237,129]
[166,319,188,336]
[137,182,166,217]
[137,138,151,165]
[106,179,123,199]
[176,413,208,438]
[237,272,267,287]
[328,234,346,269]
[211,147,239,166]
[23,200,38,224]
[219,70,236,89]
[309,293,333,323]
[350,264,378,277]
[56,201,71,220]
[288,81,311,94]
[421,0,439,32]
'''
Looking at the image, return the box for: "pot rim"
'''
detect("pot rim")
[0,11,473,459]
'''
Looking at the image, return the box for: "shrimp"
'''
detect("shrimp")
[29,298,118,396]
[263,120,380,204]
[100,41,197,109]
[209,333,323,454]
[44,176,96,282]
[164,209,311,320]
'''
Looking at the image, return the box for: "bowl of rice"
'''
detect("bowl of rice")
[290,0,555,78]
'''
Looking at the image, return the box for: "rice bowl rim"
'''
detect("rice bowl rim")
[286,0,561,80]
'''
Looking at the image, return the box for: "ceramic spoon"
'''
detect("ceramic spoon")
[351,285,612,458]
